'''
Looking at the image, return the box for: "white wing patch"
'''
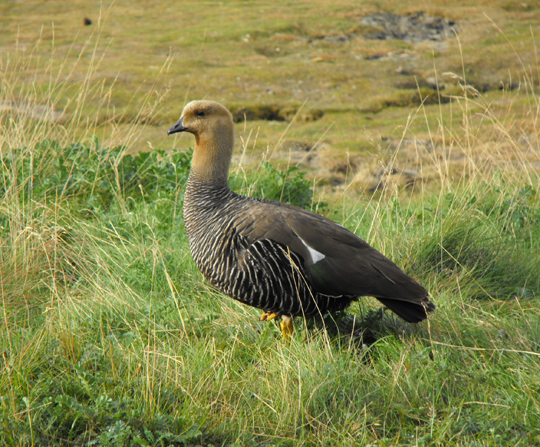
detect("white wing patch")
[298,237,326,264]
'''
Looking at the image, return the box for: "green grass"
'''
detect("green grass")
[2,115,540,447]
[2,2,540,446]
[1,136,539,446]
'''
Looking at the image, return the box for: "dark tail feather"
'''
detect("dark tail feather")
[376,298,436,323]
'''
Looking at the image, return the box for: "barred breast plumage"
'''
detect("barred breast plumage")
[183,179,355,319]
[168,100,435,337]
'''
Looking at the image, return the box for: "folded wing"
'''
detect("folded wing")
[236,200,434,322]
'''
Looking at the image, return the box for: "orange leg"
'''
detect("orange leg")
[280,315,294,339]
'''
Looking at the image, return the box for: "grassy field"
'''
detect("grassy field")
[1,1,540,446]
[2,0,540,188]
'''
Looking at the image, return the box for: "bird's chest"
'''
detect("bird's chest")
[184,207,242,276]
[186,217,223,265]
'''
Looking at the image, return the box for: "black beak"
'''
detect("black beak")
[168,117,188,135]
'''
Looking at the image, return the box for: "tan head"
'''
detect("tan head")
[168,100,235,185]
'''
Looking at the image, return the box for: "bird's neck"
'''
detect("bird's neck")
[189,130,233,188]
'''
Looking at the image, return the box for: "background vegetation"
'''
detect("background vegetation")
[1,1,539,446]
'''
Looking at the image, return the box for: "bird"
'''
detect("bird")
[168,100,435,337]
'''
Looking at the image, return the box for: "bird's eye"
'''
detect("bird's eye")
[195,111,206,117]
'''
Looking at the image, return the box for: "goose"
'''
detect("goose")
[168,100,435,337]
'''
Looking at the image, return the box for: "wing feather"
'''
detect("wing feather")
[233,199,433,320]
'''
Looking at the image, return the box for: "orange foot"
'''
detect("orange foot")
[260,312,294,339]
[260,311,280,322]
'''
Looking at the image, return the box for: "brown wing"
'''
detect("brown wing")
[234,199,435,322]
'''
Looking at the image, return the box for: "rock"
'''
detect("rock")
[361,12,457,43]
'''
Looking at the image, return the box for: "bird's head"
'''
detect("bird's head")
[168,100,235,184]
[168,100,233,141]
